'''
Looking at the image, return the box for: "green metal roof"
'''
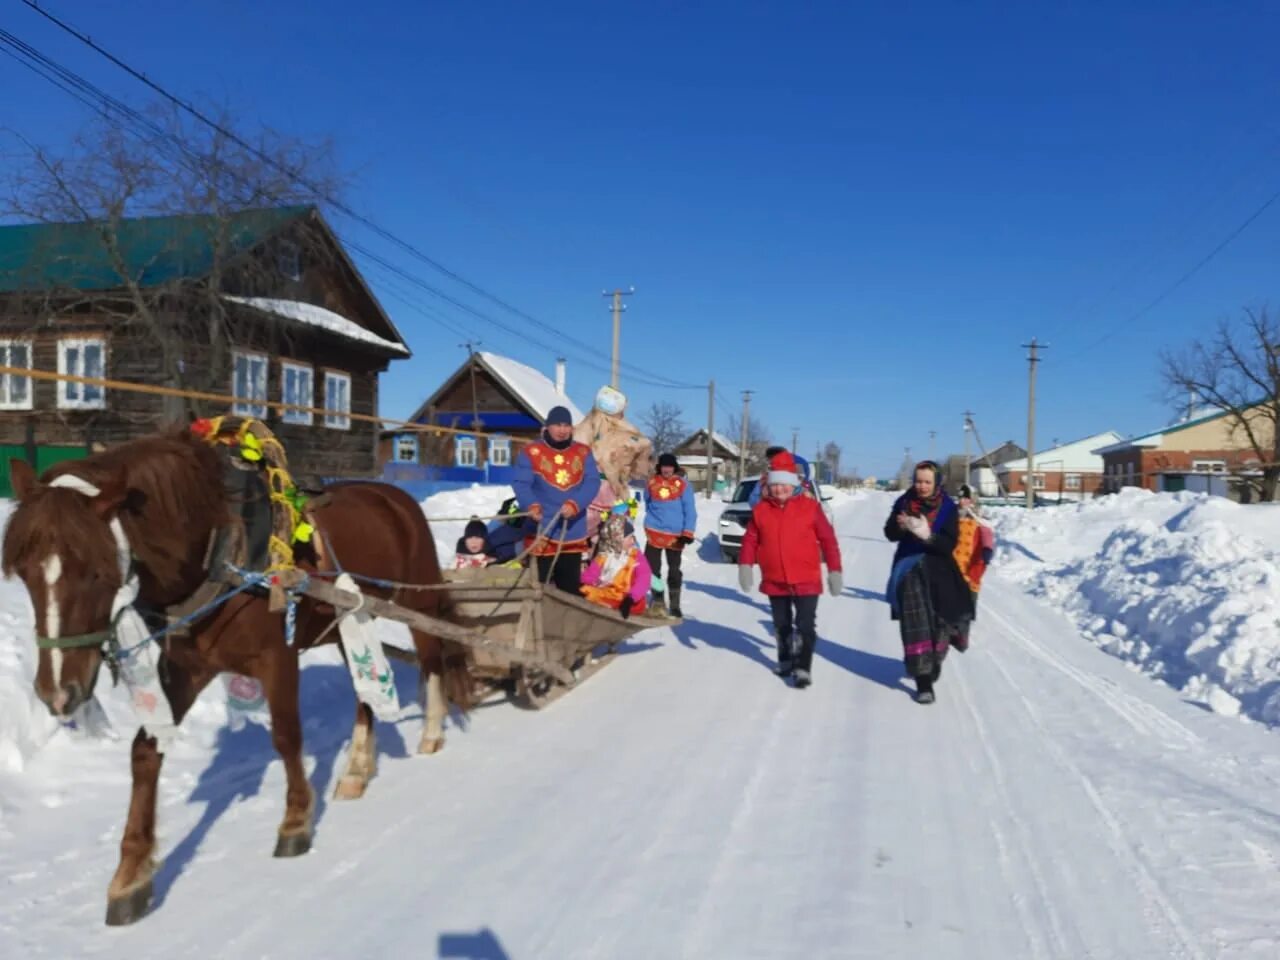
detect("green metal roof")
[0,205,311,293]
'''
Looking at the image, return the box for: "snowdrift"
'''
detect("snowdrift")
[991,488,1280,723]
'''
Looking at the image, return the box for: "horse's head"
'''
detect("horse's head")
[3,459,137,718]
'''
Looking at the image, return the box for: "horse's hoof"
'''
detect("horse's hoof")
[332,775,368,801]
[105,879,153,926]
[418,737,444,755]
[273,831,312,858]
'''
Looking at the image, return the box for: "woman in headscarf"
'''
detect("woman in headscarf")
[884,461,974,704]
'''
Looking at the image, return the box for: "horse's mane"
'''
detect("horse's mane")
[11,430,230,594]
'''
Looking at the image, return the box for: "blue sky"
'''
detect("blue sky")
[5,1,1280,477]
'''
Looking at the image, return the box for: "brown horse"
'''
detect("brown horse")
[1,429,471,925]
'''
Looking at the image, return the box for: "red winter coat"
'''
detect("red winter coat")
[739,494,842,596]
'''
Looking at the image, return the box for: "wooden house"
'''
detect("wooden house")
[380,352,583,494]
[0,205,409,493]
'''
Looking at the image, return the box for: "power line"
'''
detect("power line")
[14,2,708,391]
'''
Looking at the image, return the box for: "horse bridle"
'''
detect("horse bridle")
[33,474,138,661]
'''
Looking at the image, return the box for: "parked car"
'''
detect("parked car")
[717,474,836,563]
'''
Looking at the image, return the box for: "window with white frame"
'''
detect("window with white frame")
[323,370,351,429]
[57,337,106,410]
[1021,473,1046,490]
[280,361,313,425]
[232,351,268,418]
[455,436,477,467]
[394,434,418,463]
[1065,473,1082,490]
[0,340,33,410]
[489,435,511,466]
[1192,459,1227,474]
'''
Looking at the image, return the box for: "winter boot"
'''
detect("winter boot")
[649,591,669,619]
[792,668,811,689]
[773,630,794,677]
[668,585,683,619]
[915,676,935,705]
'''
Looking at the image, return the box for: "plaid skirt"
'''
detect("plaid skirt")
[897,562,951,678]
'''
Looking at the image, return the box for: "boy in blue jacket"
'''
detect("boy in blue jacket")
[643,453,697,617]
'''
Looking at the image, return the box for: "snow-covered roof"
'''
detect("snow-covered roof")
[999,431,1123,472]
[676,455,725,466]
[224,296,409,354]
[678,428,740,457]
[478,352,584,422]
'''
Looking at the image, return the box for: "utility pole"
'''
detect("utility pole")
[1022,338,1047,510]
[705,379,715,498]
[602,287,634,389]
[738,389,753,480]
[791,426,799,454]
[460,341,482,432]
[929,429,937,461]
[962,410,974,489]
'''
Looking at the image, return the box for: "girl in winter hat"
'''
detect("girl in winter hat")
[454,517,496,569]
[884,462,974,704]
[737,450,843,689]
[580,512,653,619]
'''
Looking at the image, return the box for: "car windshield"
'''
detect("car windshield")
[730,479,757,503]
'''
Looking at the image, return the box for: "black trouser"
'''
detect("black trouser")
[643,544,683,591]
[537,553,583,593]
[769,595,818,672]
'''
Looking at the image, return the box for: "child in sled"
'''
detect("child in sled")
[580,512,652,619]
[454,517,497,569]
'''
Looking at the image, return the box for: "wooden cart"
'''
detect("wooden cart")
[261,565,677,710]
[444,565,677,708]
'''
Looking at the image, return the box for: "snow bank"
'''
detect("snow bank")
[990,488,1280,723]
[420,483,516,567]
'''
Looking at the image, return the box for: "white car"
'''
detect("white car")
[717,474,837,563]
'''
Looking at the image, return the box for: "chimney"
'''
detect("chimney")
[555,357,566,395]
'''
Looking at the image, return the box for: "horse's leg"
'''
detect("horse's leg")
[105,661,214,927]
[414,630,447,755]
[260,646,314,858]
[333,701,376,800]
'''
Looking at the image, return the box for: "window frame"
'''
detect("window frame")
[1065,473,1082,490]
[280,360,314,426]
[489,434,511,466]
[277,239,302,281]
[455,435,478,467]
[1191,459,1227,474]
[323,369,352,430]
[394,433,419,463]
[57,336,108,411]
[231,350,269,418]
[0,339,34,411]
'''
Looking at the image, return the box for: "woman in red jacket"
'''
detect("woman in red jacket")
[737,451,843,688]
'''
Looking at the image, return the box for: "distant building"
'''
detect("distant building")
[1094,405,1269,501]
[998,431,1122,501]
[672,428,740,491]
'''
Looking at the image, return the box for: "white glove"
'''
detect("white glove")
[827,570,843,597]
[738,565,754,593]
[902,514,931,541]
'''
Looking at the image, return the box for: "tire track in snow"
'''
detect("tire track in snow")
[983,598,1200,748]
[979,616,1211,960]
[949,664,1074,959]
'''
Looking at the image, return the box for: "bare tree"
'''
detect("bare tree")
[1160,307,1280,500]
[2,103,343,423]
[727,413,772,475]
[640,401,687,457]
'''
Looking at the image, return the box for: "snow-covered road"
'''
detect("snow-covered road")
[2,491,1279,958]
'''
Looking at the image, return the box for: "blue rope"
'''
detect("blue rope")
[112,571,270,664]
